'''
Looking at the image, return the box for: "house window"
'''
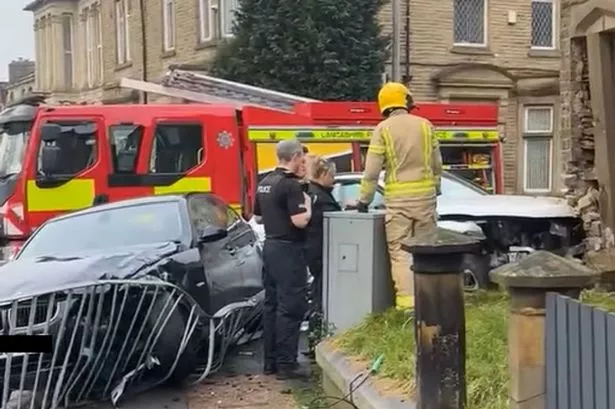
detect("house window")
[61,14,74,89]
[220,0,239,38]
[199,0,213,42]
[162,0,176,51]
[115,0,130,64]
[453,0,486,46]
[523,106,554,193]
[85,10,94,87]
[531,0,555,49]
[94,7,103,84]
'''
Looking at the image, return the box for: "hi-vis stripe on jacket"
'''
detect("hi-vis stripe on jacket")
[359,110,443,203]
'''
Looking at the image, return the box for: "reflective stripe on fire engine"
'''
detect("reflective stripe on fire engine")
[153,177,212,195]
[434,129,499,141]
[26,179,95,212]
[247,127,372,142]
[249,127,499,142]
[230,204,242,214]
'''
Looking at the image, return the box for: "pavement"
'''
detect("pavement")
[88,333,312,409]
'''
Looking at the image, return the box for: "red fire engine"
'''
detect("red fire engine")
[0,92,502,247]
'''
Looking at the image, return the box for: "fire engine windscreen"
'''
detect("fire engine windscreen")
[0,123,29,178]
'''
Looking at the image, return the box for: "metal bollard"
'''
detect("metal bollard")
[402,228,481,409]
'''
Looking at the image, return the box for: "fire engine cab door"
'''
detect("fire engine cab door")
[26,118,105,229]
[106,119,213,200]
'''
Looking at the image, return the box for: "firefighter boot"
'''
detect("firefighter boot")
[395,294,414,311]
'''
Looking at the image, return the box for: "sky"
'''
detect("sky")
[0,2,34,81]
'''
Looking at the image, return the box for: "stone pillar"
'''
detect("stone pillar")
[490,251,600,409]
[403,228,481,409]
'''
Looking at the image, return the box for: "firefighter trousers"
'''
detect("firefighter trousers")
[262,239,309,369]
[385,198,437,308]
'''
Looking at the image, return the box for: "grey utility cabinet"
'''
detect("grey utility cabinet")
[322,211,394,334]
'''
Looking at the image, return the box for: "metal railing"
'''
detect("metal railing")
[0,280,259,409]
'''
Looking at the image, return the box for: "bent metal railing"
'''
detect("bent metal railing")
[0,279,258,409]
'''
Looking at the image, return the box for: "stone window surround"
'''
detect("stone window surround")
[517,95,561,195]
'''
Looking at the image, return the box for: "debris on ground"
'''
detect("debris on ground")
[187,373,299,409]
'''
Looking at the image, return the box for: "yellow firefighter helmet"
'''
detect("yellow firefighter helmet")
[377,82,412,114]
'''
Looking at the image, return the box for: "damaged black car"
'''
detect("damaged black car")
[0,193,264,408]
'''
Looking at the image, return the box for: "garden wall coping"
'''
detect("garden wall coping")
[315,342,416,409]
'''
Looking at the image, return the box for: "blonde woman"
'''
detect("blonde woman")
[304,156,341,359]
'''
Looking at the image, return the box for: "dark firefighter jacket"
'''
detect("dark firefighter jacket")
[304,181,342,273]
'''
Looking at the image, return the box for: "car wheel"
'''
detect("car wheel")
[460,253,491,291]
[148,295,203,385]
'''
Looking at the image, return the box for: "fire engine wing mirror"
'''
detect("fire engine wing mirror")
[40,123,62,142]
[198,226,228,244]
[40,145,62,175]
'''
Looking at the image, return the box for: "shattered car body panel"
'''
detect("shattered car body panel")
[0,194,265,409]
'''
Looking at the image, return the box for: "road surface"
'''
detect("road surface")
[85,335,310,409]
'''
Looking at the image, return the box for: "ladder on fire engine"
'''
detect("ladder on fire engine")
[120,69,320,112]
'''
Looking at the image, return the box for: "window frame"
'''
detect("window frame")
[220,0,238,38]
[452,0,488,47]
[85,9,94,88]
[36,120,100,178]
[522,105,554,193]
[148,122,205,174]
[95,7,103,84]
[108,124,144,174]
[115,0,130,64]
[199,0,213,42]
[162,0,176,52]
[61,14,74,89]
[530,0,556,50]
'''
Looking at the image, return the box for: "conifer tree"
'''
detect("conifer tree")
[211,0,388,101]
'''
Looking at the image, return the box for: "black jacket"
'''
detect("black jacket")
[305,182,342,272]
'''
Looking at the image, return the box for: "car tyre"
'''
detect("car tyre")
[148,296,202,385]
[460,253,491,291]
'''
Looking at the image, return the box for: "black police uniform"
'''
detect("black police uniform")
[304,181,341,356]
[253,167,309,376]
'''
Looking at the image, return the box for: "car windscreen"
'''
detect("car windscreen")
[440,174,486,198]
[17,202,184,259]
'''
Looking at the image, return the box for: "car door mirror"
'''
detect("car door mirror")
[198,226,228,244]
[40,144,61,175]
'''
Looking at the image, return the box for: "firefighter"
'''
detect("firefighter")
[356,82,442,311]
[253,139,312,380]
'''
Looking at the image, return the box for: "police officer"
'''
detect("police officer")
[357,82,442,312]
[253,139,312,380]
[303,156,340,359]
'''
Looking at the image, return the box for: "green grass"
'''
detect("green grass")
[330,290,615,409]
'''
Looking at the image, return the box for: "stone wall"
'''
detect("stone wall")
[564,37,614,251]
